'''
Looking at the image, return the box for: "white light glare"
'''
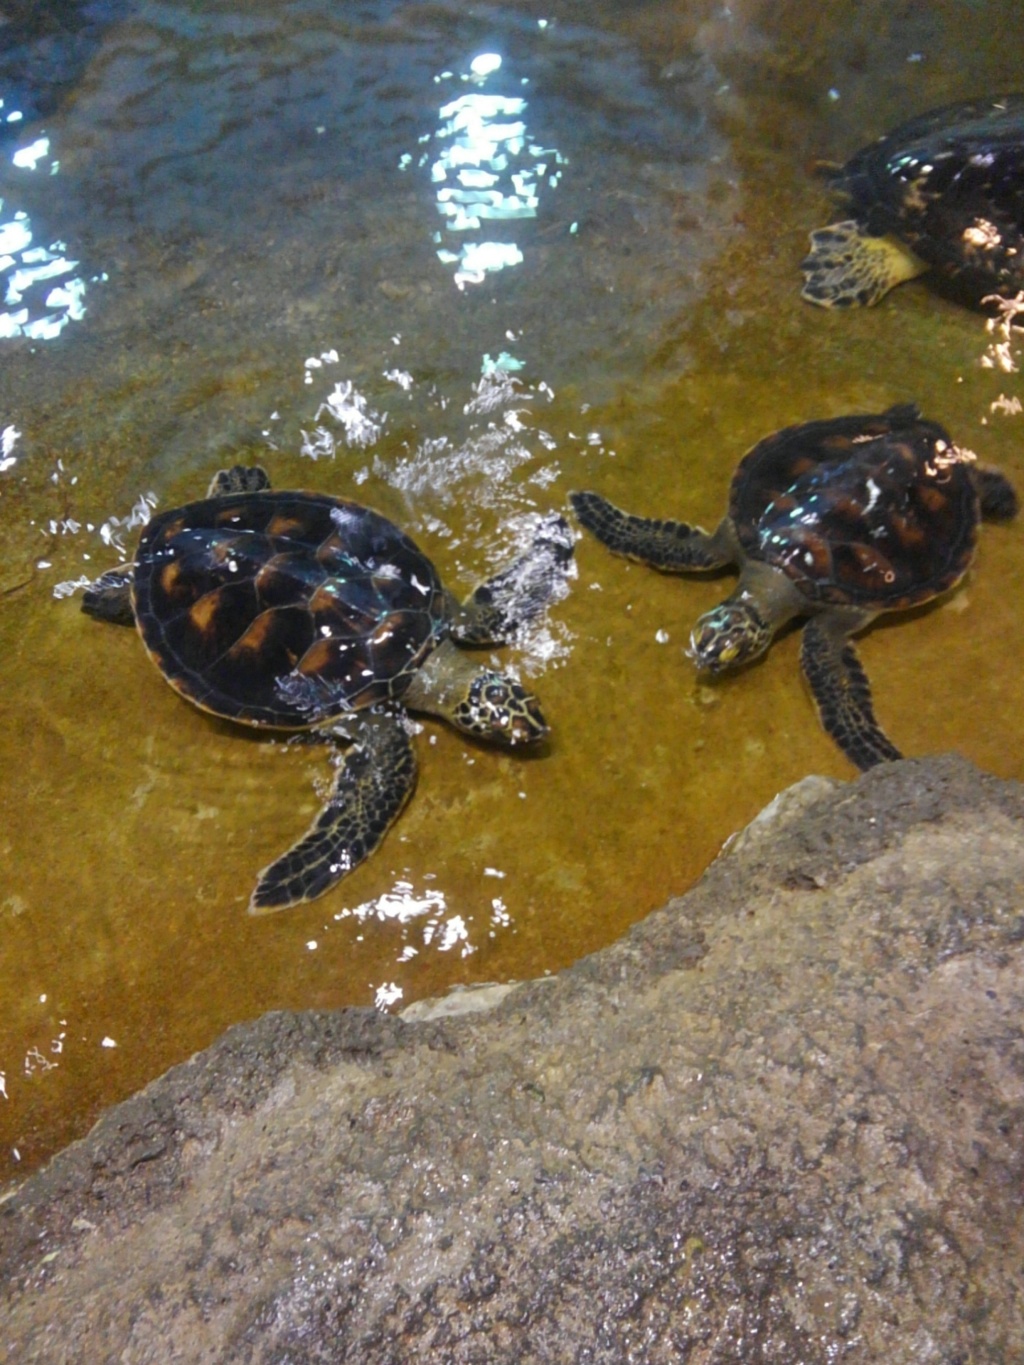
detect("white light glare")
[470,53,502,78]
[12,138,50,170]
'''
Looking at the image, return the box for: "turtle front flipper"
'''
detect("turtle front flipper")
[81,567,136,626]
[249,713,417,914]
[570,490,731,571]
[800,615,902,769]
[800,219,927,307]
[207,465,271,497]
[453,511,574,645]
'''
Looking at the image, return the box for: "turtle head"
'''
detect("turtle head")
[690,596,773,674]
[452,669,548,747]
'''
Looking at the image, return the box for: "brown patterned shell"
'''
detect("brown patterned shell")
[729,406,980,609]
[131,490,449,728]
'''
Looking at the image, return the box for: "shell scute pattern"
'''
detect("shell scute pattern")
[731,412,979,610]
[84,466,564,911]
[849,96,1024,278]
[805,94,1024,307]
[133,490,447,728]
[570,405,1016,773]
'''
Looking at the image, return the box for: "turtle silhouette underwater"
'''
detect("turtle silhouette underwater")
[801,94,1024,308]
[83,466,573,913]
[571,405,1017,770]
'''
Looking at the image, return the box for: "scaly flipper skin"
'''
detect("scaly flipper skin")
[973,465,1020,521]
[569,490,731,571]
[802,98,1024,310]
[207,464,271,497]
[249,714,417,914]
[81,567,136,625]
[453,512,574,645]
[800,617,902,770]
[800,220,927,308]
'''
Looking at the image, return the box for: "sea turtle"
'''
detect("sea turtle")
[571,405,1017,770]
[801,94,1024,308]
[83,466,572,913]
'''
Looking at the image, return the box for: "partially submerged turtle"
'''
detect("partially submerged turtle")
[801,94,1024,308]
[83,466,572,913]
[571,405,1017,769]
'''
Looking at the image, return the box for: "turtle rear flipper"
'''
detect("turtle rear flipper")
[453,511,574,645]
[82,567,135,626]
[248,714,417,914]
[973,464,1019,521]
[800,615,902,770]
[207,465,271,498]
[570,490,731,571]
[801,219,927,307]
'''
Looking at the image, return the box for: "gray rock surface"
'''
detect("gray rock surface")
[2,753,1023,1363]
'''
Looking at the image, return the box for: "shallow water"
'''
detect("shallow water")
[1,0,1023,1176]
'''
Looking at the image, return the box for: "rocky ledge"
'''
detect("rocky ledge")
[2,754,1023,1363]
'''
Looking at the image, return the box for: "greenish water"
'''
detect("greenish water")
[1,0,1022,1176]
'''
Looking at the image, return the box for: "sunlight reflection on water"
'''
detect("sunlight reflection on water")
[406,45,568,290]
[0,122,99,340]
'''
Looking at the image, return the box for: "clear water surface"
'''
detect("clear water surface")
[1,0,1022,1175]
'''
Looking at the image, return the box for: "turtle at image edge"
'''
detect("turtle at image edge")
[801,94,1024,308]
[571,405,1017,770]
[83,466,573,913]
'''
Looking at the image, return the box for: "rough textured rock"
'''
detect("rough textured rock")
[2,754,1023,1364]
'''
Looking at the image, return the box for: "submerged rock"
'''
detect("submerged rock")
[2,753,1022,1362]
